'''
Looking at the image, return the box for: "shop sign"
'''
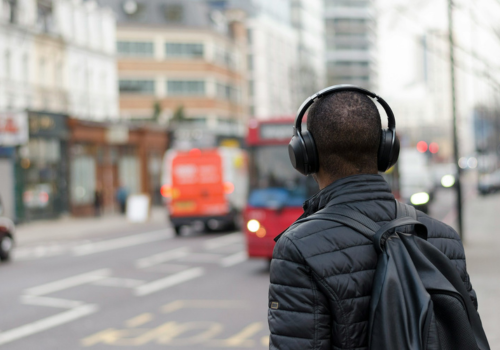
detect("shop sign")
[28,112,68,138]
[0,111,29,146]
[106,125,129,144]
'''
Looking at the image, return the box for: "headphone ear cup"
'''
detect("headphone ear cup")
[301,130,319,174]
[378,129,394,172]
[388,133,400,169]
[288,136,307,175]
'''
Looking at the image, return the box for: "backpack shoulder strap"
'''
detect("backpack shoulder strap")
[395,199,417,220]
[395,200,418,233]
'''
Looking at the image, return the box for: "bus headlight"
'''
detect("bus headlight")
[247,219,261,233]
[410,192,430,205]
[441,175,455,188]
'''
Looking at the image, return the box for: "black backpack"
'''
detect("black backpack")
[298,200,490,350]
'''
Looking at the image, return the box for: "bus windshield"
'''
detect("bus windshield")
[248,145,319,208]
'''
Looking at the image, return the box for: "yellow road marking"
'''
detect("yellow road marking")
[81,328,145,347]
[81,322,224,346]
[157,322,223,345]
[161,300,246,314]
[261,335,270,346]
[125,313,153,328]
[208,322,263,347]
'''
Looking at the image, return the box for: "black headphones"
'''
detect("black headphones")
[288,84,400,175]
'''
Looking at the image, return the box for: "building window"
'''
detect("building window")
[325,0,370,8]
[247,54,253,71]
[217,82,239,102]
[165,43,204,58]
[119,80,155,94]
[167,80,205,96]
[248,80,254,97]
[70,156,96,205]
[334,76,369,81]
[330,61,369,68]
[117,41,154,57]
[37,0,54,33]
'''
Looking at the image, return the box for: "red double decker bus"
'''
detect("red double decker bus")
[243,118,319,260]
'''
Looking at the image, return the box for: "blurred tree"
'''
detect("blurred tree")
[170,105,187,124]
[152,100,162,122]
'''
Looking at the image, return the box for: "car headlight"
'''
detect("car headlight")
[411,192,430,205]
[247,219,260,233]
[441,175,455,188]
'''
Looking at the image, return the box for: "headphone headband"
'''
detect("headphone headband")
[293,84,396,133]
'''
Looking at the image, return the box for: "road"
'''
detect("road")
[1,223,270,350]
[1,179,495,350]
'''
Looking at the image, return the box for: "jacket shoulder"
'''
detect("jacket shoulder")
[416,210,465,259]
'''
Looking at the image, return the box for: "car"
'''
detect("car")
[431,163,457,189]
[478,169,500,195]
[0,196,15,261]
[398,149,435,213]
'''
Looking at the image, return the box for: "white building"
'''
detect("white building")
[0,0,118,221]
[246,1,298,119]
[208,0,299,119]
[57,0,118,120]
[0,0,35,112]
[0,0,118,120]
[324,0,377,90]
[290,0,325,101]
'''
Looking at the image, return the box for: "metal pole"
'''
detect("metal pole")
[448,0,463,238]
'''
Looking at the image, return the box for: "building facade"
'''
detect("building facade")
[68,119,168,216]
[0,0,119,221]
[290,0,325,101]
[324,0,377,90]
[204,0,299,120]
[98,0,248,138]
[0,0,118,119]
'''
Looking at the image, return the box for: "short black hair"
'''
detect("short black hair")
[307,91,381,175]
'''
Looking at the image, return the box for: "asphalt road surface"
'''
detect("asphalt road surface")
[1,187,458,350]
[1,224,271,350]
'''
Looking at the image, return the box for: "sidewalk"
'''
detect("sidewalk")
[15,207,168,246]
[463,191,500,348]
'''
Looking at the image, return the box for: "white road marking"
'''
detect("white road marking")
[0,304,98,346]
[20,296,84,309]
[220,251,248,267]
[92,277,145,288]
[134,268,204,296]
[135,247,190,269]
[72,230,169,256]
[143,263,191,273]
[24,269,111,296]
[204,233,242,250]
[178,252,222,263]
[13,241,91,260]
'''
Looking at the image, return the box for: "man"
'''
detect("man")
[268,89,477,349]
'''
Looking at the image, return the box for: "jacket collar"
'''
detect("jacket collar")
[275,174,393,242]
[302,174,394,216]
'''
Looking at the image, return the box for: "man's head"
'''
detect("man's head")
[307,91,381,187]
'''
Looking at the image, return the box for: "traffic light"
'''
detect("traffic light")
[416,141,428,153]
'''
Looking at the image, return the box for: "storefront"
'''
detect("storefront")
[68,119,168,216]
[15,112,69,221]
[0,111,29,221]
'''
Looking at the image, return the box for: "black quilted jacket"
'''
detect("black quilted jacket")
[268,174,477,350]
